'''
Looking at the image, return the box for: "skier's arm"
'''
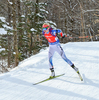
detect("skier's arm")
[56,29,65,38]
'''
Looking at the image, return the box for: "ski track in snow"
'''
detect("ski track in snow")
[0,42,99,100]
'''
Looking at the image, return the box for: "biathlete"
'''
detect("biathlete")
[42,23,79,77]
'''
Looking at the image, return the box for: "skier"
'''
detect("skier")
[42,23,79,77]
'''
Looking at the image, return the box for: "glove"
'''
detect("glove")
[62,35,65,39]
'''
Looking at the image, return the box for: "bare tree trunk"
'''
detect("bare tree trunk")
[7,0,12,68]
[12,0,19,67]
[81,11,85,41]
[77,0,85,41]
[7,35,11,68]
[17,0,23,60]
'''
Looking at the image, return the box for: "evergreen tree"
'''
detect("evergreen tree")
[17,0,50,60]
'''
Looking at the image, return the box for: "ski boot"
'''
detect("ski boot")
[49,68,55,78]
[71,64,83,81]
[71,64,79,74]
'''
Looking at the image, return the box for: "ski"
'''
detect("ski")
[77,71,83,81]
[33,73,65,85]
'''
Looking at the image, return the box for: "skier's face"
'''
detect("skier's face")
[43,27,49,33]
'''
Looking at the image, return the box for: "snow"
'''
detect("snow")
[0,17,7,35]
[0,28,7,35]
[0,17,6,23]
[83,9,99,13]
[40,9,49,14]
[7,0,13,5]
[37,13,44,18]
[45,20,57,26]
[0,48,5,52]
[0,42,99,100]
[0,17,12,35]
[30,28,35,32]
[21,15,25,18]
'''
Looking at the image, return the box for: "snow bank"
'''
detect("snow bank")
[0,42,99,100]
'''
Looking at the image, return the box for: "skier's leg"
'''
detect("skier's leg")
[48,45,55,68]
[56,43,79,72]
[48,45,55,77]
[56,43,73,66]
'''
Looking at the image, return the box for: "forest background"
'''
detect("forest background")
[0,0,99,73]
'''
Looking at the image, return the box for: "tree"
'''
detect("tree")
[0,0,99,73]
[12,0,19,66]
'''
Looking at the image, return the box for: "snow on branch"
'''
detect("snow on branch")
[7,0,13,5]
[0,48,5,52]
[0,28,7,35]
[30,28,37,32]
[40,9,49,14]
[72,3,78,11]
[0,17,6,23]
[83,9,99,13]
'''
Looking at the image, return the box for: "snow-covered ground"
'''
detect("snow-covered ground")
[0,42,99,100]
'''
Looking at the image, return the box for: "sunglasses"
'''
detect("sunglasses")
[42,27,49,29]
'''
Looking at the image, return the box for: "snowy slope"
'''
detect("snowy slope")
[0,42,99,100]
